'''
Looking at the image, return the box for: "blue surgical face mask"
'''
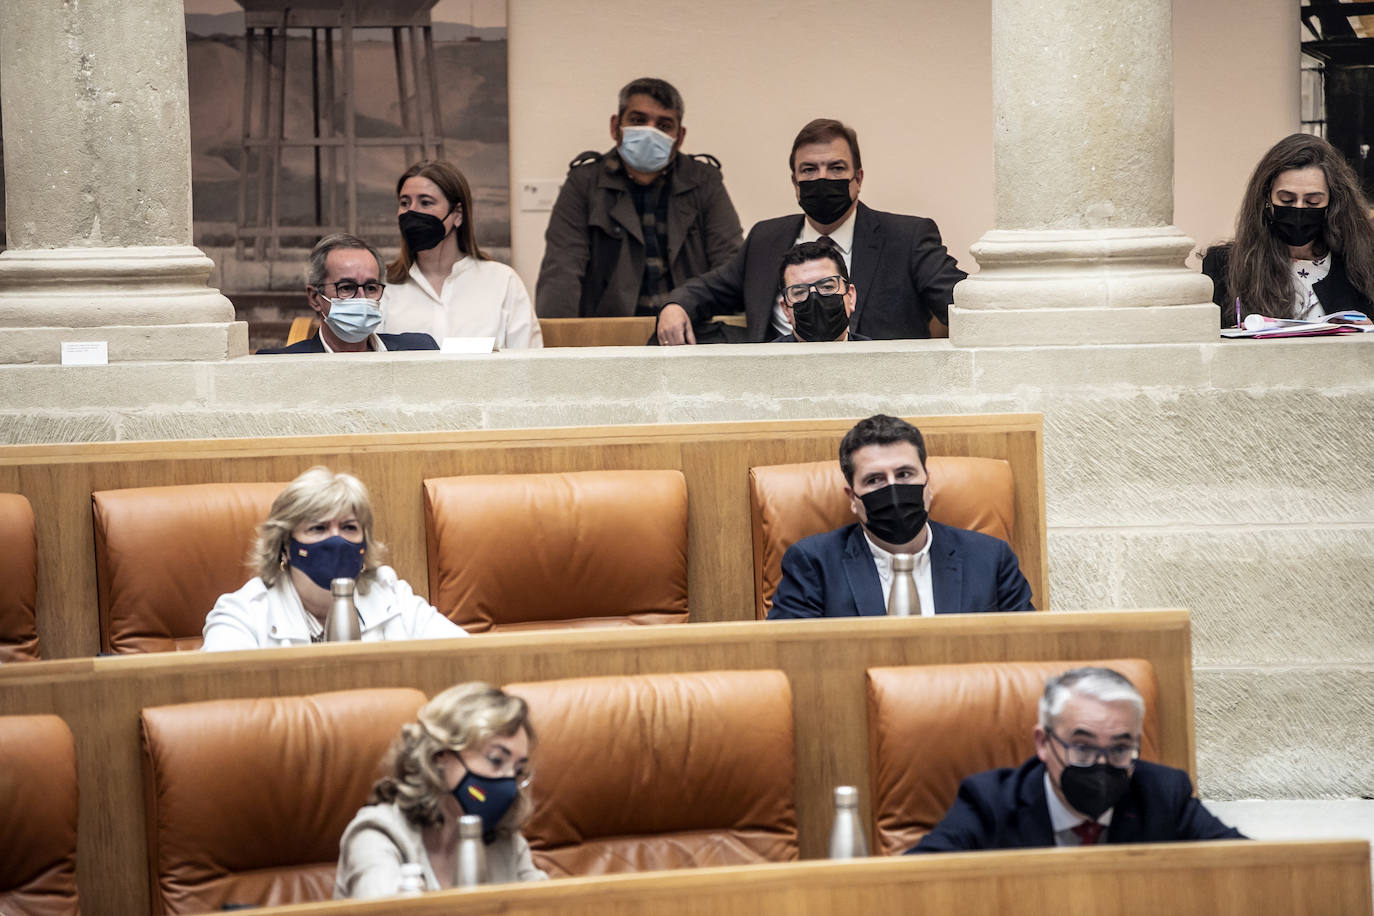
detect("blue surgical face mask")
[287,535,366,589]
[452,769,520,842]
[323,297,382,344]
[618,125,676,174]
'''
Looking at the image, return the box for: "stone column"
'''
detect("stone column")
[949,0,1218,347]
[0,0,246,363]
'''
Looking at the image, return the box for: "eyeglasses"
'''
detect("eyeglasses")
[319,280,386,300]
[782,275,849,305]
[1048,731,1139,768]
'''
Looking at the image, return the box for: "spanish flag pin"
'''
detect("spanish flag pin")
[468,785,487,803]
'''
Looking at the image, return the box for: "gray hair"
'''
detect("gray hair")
[250,466,385,593]
[306,233,385,289]
[1039,667,1144,732]
[617,77,684,121]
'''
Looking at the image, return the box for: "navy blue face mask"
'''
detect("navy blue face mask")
[287,535,365,589]
[452,770,520,843]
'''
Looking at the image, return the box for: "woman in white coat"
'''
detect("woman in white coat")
[201,466,466,650]
[381,159,542,349]
[335,682,548,896]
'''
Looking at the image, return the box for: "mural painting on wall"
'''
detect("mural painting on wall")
[186,0,510,276]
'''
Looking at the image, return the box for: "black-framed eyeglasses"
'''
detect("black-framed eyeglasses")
[1048,731,1139,768]
[782,275,848,305]
[319,280,386,300]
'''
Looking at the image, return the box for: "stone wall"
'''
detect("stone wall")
[2,337,1372,802]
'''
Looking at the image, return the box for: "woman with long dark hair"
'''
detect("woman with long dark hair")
[380,160,543,348]
[1202,133,1374,327]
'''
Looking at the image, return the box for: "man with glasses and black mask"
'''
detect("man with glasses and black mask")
[259,234,438,354]
[767,415,1032,619]
[772,240,868,342]
[656,118,965,344]
[909,667,1244,852]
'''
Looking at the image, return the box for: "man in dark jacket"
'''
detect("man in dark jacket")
[909,667,1245,852]
[257,234,437,355]
[535,78,743,321]
[656,118,965,344]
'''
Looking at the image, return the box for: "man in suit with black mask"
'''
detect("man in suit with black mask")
[909,667,1245,852]
[655,118,965,344]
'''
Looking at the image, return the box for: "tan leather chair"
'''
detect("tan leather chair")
[140,687,426,914]
[865,658,1160,855]
[0,715,79,915]
[425,470,688,632]
[508,670,798,876]
[748,456,1015,618]
[0,493,41,661]
[92,482,284,653]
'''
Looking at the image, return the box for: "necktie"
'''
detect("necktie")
[818,234,834,248]
[1071,820,1104,845]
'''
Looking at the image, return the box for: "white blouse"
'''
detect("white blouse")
[380,256,543,349]
[1290,254,1331,321]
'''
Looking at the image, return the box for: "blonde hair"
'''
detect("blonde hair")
[250,466,385,593]
[370,683,536,831]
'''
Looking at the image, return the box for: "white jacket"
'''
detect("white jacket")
[201,566,467,651]
[380,257,543,349]
[334,801,547,898]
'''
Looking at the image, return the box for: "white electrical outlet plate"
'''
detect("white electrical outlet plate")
[518,179,561,212]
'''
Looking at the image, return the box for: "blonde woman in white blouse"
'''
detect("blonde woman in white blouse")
[381,160,543,349]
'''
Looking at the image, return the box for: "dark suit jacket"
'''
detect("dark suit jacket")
[909,757,1245,852]
[766,521,1033,619]
[257,331,438,354]
[1201,243,1374,328]
[667,202,966,342]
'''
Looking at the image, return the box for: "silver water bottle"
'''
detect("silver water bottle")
[888,554,920,617]
[325,577,362,642]
[455,814,487,887]
[828,785,869,859]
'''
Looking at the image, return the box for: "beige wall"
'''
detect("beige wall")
[507,0,1297,287]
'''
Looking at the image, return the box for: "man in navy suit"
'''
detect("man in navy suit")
[767,415,1033,619]
[655,118,965,344]
[909,667,1245,852]
[258,234,438,355]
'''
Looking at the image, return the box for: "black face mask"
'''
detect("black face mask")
[797,178,854,226]
[1058,762,1131,820]
[1264,204,1326,247]
[858,483,928,546]
[791,290,849,341]
[399,209,452,253]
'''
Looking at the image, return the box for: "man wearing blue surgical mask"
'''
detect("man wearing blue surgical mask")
[258,234,439,354]
[767,414,1033,619]
[535,78,743,325]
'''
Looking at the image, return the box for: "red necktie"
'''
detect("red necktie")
[1072,820,1104,845]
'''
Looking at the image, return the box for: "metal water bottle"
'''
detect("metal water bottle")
[455,814,487,887]
[395,862,425,896]
[325,577,361,642]
[828,785,868,859]
[888,554,920,617]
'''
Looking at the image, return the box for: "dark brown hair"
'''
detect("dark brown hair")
[839,415,926,485]
[386,160,489,284]
[1227,133,1374,320]
[788,118,862,174]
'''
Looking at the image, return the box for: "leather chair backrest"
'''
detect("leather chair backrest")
[140,687,426,915]
[93,482,284,653]
[0,493,41,661]
[508,670,798,875]
[425,470,689,632]
[865,658,1160,855]
[748,456,1015,618]
[0,714,79,915]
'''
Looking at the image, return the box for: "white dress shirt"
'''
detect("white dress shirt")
[380,256,543,349]
[863,524,935,616]
[1044,771,1113,846]
[771,209,857,337]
